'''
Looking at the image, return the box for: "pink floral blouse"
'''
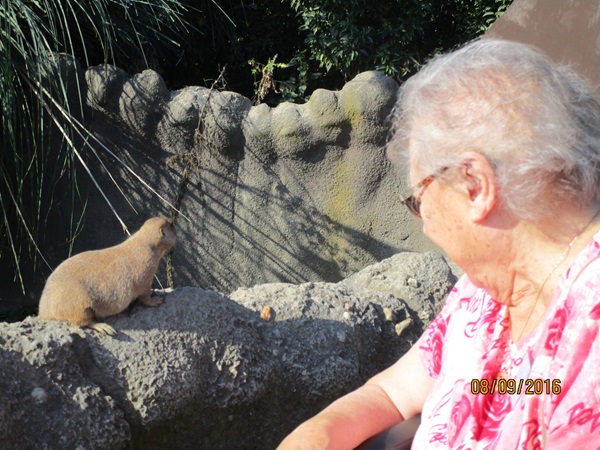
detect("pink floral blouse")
[413,232,600,449]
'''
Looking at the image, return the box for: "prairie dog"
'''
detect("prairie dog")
[38,217,176,335]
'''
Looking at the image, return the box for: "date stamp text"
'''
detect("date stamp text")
[470,378,561,395]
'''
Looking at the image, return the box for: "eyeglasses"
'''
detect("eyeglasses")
[399,167,448,218]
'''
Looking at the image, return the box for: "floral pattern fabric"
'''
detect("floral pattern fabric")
[413,232,600,449]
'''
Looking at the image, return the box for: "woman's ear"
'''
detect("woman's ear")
[458,151,498,223]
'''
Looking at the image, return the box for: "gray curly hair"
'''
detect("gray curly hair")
[387,38,600,220]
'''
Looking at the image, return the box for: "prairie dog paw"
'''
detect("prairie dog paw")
[142,296,164,307]
[89,322,116,336]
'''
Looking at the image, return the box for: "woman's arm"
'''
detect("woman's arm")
[277,342,433,450]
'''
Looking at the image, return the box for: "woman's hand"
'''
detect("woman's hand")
[277,384,402,450]
[277,416,336,450]
[277,344,433,449]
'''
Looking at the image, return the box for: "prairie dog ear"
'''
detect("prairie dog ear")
[159,226,166,238]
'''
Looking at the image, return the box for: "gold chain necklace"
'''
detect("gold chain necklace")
[498,208,600,379]
[515,208,600,342]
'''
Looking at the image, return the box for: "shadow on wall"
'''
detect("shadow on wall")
[66,114,403,293]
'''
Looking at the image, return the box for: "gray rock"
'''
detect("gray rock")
[118,69,170,136]
[203,90,252,158]
[0,321,130,450]
[86,65,130,116]
[0,252,455,449]
[342,251,459,324]
[164,86,210,128]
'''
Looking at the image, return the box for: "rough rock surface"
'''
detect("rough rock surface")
[0,252,456,450]
[342,251,461,327]
[27,56,442,307]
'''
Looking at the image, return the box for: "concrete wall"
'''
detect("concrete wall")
[42,60,437,295]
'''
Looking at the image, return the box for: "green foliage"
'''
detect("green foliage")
[287,0,513,84]
[289,0,421,79]
[176,0,305,98]
[0,0,199,291]
[166,0,512,104]
[249,55,289,104]
[249,54,321,105]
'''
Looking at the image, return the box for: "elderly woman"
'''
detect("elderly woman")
[278,38,600,449]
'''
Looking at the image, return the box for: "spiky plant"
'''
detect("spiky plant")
[0,0,201,293]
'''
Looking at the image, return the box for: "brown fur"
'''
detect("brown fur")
[38,217,176,335]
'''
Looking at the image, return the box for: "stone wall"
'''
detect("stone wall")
[37,56,439,297]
